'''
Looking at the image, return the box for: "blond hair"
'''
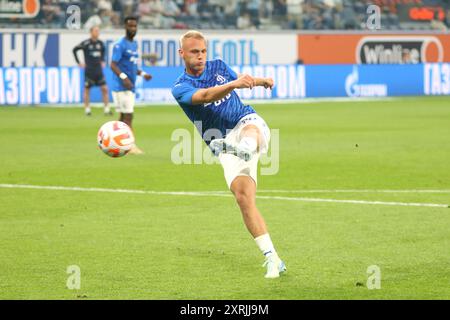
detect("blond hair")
[179,30,207,48]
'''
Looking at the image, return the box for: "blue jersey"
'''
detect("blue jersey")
[111,37,139,92]
[172,59,256,144]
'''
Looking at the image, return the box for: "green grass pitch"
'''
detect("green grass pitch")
[1,97,449,299]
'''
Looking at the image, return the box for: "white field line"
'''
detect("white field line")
[255,195,448,208]
[0,184,448,209]
[168,189,450,195]
[257,189,450,194]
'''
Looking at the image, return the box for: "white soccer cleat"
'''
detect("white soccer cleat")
[209,139,253,162]
[262,255,287,279]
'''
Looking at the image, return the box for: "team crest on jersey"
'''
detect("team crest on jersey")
[216,74,227,84]
[201,74,232,107]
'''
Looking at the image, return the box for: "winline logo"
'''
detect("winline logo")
[356,36,444,65]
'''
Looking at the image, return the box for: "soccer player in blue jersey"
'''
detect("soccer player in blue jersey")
[172,31,286,278]
[110,16,152,155]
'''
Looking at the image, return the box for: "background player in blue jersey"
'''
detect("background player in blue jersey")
[172,31,286,279]
[110,16,152,155]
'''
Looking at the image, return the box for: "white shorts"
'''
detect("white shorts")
[218,113,271,189]
[112,91,135,114]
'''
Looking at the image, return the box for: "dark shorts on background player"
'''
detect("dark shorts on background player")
[85,71,106,88]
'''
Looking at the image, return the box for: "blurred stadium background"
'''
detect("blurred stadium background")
[2,0,450,31]
[1,0,450,105]
[1,0,450,300]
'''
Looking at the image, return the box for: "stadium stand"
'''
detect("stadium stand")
[1,0,449,30]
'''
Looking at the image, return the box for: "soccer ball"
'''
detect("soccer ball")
[97,121,135,157]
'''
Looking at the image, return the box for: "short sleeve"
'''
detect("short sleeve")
[218,59,238,80]
[172,82,200,105]
[112,43,123,62]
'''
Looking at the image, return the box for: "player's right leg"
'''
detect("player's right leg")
[101,85,112,116]
[112,91,133,127]
[83,85,91,116]
[210,114,269,162]
[112,90,143,155]
[97,72,111,116]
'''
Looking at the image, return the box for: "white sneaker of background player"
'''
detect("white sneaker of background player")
[262,254,287,279]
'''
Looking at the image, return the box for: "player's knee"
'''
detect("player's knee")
[233,188,254,209]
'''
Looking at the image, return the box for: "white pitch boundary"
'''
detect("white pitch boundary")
[0,184,448,209]
[199,189,450,194]
[257,189,450,194]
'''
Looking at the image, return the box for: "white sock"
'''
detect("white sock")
[85,107,91,114]
[238,136,258,153]
[104,105,110,113]
[255,233,277,258]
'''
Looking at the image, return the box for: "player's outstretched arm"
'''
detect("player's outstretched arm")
[192,74,257,105]
[236,73,274,89]
[254,78,274,89]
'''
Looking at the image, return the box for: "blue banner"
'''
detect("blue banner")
[305,64,424,98]
[0,64,448,106]
[0,33,59,67]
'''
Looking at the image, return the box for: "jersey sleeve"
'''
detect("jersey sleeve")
[100,41,106,62]
[218,59,238,80]
[72,41,84,64]
[111,42,123,63]
[172,82,200,105]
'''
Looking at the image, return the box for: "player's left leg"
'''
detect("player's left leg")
[120,112,133,128]
[117,91,134,127]
[218,114,285,278]
[100,84,112,116]
[230,175,285,278]
[230,176,267,237]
